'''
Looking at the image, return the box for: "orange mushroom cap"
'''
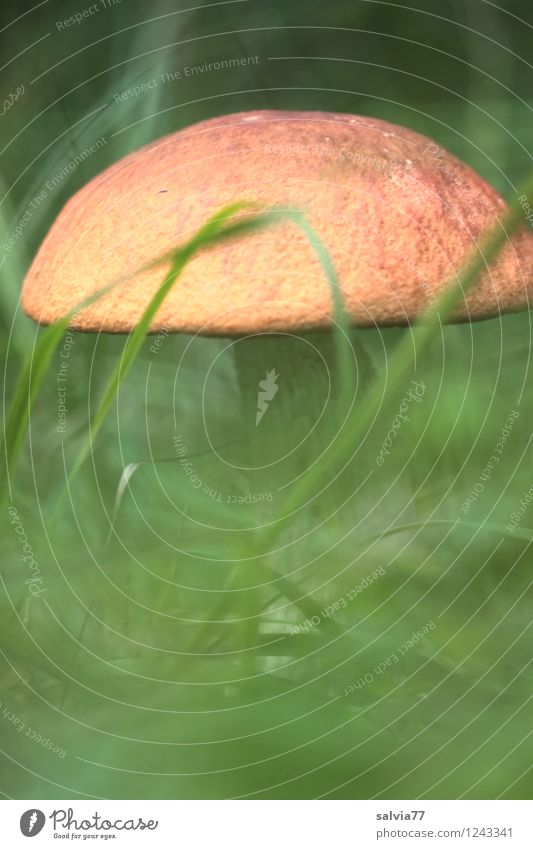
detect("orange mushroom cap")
[22,110,533,335]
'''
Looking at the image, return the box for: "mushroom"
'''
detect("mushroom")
[21,111,533,494]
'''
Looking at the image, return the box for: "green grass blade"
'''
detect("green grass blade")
[2,318,70,502]
[1,203,275,504]
[281,208,355,405]
[4,199,345,516]
[366,518,533,546]
[54,203,283,514]
[260,173,533,550]
[2,285,120,503]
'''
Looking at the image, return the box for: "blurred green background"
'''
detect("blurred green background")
[1,0,532,799]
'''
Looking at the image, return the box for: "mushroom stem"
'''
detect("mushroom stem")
[223,330,374,671]
[232,329,374,476]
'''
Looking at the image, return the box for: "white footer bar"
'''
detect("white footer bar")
[1,799,531,848]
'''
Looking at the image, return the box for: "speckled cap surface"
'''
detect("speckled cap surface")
[22,110,533,334]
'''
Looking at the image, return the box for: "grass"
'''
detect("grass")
[2,181,533,799]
